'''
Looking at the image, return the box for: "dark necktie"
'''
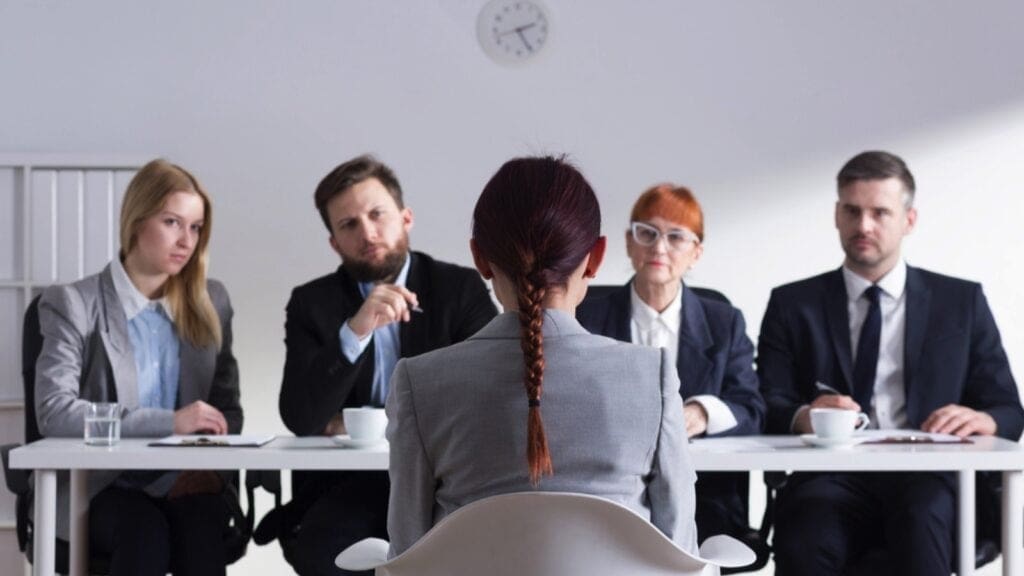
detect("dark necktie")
[852,285,882,412]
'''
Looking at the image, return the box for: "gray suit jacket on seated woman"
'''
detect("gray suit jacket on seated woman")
[386,309,698,556]
[34,264,241,538]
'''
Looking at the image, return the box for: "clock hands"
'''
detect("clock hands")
[496,22,538,52]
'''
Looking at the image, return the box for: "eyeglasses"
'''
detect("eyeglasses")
[629,221,700,251]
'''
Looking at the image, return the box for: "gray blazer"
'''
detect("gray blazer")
[386,310,698,557]
[34,264,242,537]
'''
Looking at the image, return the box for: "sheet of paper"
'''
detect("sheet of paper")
[856,429,971,444]
[149,434,276,447]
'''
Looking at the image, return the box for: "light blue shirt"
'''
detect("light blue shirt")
[111,258,180,410]
[339,254,411,406]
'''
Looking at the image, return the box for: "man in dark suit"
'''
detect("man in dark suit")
[758,150,1023,575]
[277,155,498,575]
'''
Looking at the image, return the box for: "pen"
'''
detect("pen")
[814,381,841,395]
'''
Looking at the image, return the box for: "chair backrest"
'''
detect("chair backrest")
[21,294,44,444]
[346,492,752,576]
[583,284,731,306]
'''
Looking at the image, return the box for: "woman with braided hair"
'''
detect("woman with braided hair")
[385,156,698,557]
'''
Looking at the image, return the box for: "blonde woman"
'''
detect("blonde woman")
[35,159,242,576]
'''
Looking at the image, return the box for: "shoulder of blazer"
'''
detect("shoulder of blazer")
[768,268,842,302]
[407,251,481,288]
[906,265,980,296]
[581,280,626,332]
[205,277,230,305]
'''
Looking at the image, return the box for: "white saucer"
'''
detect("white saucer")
[800,434,867,449]
[332,435,386,449]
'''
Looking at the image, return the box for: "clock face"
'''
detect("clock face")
[477,0,550,64]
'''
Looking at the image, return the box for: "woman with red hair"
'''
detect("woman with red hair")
[577,184,765,543]
[385,157,698,557]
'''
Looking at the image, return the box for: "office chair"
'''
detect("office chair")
[336,491,755,576]
[0,294,253,574]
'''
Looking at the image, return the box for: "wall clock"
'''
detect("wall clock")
[476,0,550,65]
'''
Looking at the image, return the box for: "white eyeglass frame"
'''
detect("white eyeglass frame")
[629,221,700,251]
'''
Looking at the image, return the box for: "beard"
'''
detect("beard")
[342,234,410,283]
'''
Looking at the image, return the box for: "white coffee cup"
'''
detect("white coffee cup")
[810,408,870,440]
[343,407,387,441]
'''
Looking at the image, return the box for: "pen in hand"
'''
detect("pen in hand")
[815,381,840,395]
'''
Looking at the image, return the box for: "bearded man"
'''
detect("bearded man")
[275,154,497,575]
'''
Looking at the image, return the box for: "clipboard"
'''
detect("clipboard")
[149,434,276,447]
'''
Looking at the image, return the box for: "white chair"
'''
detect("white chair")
[336,491,755,576]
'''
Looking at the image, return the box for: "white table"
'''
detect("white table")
[689,435,1024,576]
[11,436,387,576]
[12,435,1024,576]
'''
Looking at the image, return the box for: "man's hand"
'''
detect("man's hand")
[323,413,347,436]
[792,394,862,434]
[921,404,997,437]
[683,402,709,438]
[348,284,420,338]
[173,400,228,435]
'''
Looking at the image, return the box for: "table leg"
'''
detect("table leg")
[70,469,89,576]
[33,469,56,576]
[1003,470,1023,576]
[958,470,975,576]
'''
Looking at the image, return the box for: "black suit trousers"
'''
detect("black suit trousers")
[284,471,390,576]
[773,471,955,576]
[89,486,230,576]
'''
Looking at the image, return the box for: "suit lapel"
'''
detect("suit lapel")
[903,266,930,409]
[676,286,714,397]
[97,266,139,408]
[824,269,855,394]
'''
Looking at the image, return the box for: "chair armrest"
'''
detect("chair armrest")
[335,537,390,571]
[697,535,757,568]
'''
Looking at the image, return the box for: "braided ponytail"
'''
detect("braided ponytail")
[471,156,601,487]
[517,276,552,485]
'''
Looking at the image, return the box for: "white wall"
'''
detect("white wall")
[2,1,1023,574]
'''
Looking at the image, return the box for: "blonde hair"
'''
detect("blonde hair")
[119,159,221,348]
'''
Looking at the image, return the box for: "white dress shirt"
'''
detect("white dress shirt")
[842,261,908,429]
[630,283,737,435]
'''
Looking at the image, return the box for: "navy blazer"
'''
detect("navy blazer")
[757,266,1024,439]
[279,251,498,436]
[577,282,765,436]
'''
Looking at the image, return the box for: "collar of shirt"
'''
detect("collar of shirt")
[357,252,412,299]
[629,282,682,335]
[841,259,907,303]
[110,258,171,320]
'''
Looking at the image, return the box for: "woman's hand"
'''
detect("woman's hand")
[173,400,228,435]
[683,402,709,438]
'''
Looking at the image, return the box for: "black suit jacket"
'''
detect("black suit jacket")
[577,282,764,436]
[279,251,498,435]
[757,266,1023,439]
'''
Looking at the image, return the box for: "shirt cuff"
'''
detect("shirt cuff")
[339,321,373,363]
[685,395,738,435]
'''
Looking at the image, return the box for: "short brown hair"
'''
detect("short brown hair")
[837,150,916,208]
[314,154,404,231]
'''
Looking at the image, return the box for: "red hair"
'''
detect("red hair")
[630,184,704,242]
